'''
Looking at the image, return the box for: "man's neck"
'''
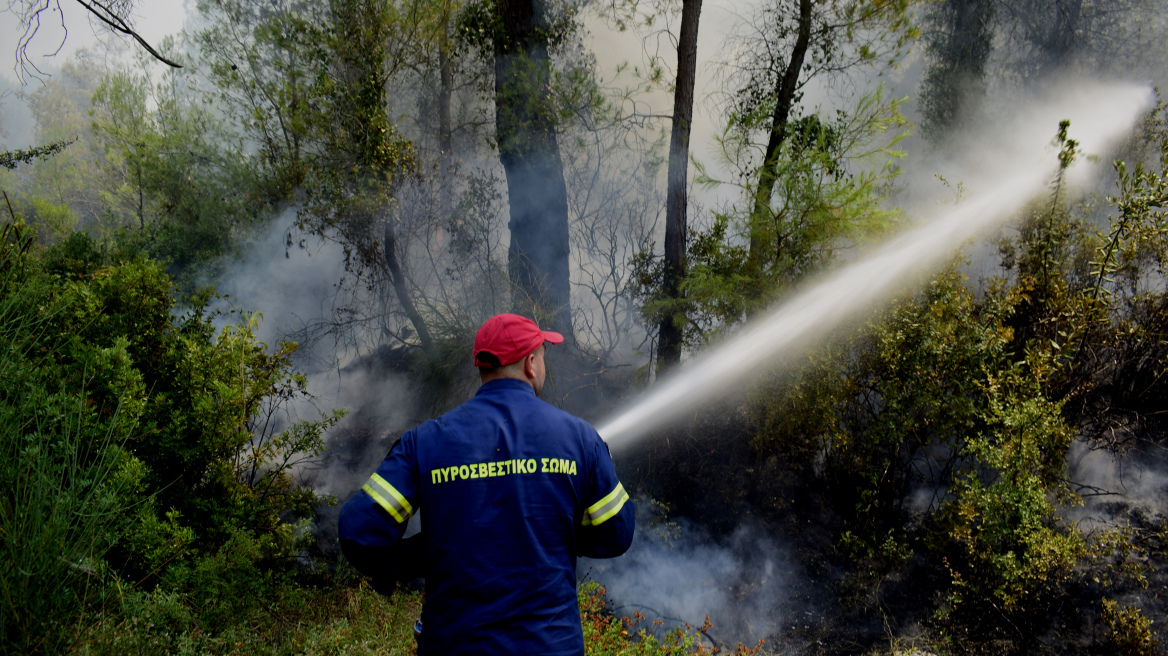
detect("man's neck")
[480,373,534,390]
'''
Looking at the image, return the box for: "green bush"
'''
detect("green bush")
[83,579,423,656]
[1101,599,1158,656]
[744,126,1168,644]
[0,224,148,652]
[0,223,339,651]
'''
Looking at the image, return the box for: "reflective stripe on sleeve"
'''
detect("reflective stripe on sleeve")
[361,473,414,523]
[582,482,629,526]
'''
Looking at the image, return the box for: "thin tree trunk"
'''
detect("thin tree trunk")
[438,17,454,219]
[493,0,574,339]
[918,0,995,142]
[657,0,703,369]
[383,222,434,351]
[137,159,145,229]
[1050,0,1082,63]
[747,0,812,278]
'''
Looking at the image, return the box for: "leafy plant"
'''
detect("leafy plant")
[0,223,148,653]
[0,223,341,650]
[1101,599,1158,656]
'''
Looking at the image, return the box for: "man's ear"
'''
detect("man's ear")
[523,352,537,380]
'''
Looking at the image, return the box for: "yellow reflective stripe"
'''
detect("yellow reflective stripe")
[586,482,625,517]
[591,488,629,526]
[582,482,629,526]
[361,483,403,523]
[362,473,412,524]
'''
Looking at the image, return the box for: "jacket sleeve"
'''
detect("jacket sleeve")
[578,431,635,558]
[338,433,421,578]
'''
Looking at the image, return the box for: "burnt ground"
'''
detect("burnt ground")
[612,400,939,655]
[613,399,1168,655]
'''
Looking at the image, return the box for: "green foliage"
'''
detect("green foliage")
[0,222,340,651]
[83,576,423,655]
[1101,599,1158,656]
[28,195,78,242]
[198,0,418,264]
[88,62,263,282]
[0,223,147,653]
[937,368,1084,620]
[744,124,1168,642]
[750,256,1089,634]
[752,265,1027,559]
[84,577,756,656]
[14,60,108,237]
[0,55,264,283]
[0,137,76,170]
[633,89,908,346]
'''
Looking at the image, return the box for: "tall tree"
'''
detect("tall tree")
[734,0,914,292]
[657,0,702,369]
[994,0,1154,79]
[632,0,913,344]
[489,0,575,337]
[198,0,432,349]
[918,0,1158,143]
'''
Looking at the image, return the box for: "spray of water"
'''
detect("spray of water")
[598,82,1154,451]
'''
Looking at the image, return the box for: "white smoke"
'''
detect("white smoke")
[208,209,350,352]
[206,210,420,495]
[581,519,797,649]
[1066,439,1168,528]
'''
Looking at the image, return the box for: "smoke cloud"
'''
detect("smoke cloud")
[206,209,421,492]
[581,517,799,650]
[1066,439,1168,525]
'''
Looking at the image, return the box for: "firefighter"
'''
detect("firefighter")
[338,313,635,655]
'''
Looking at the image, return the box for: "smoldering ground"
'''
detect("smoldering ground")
[580,515,805,651]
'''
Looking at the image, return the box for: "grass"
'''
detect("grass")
[72,578,771,655]
[79,581,422,655]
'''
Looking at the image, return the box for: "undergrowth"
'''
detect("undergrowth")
[73,578,765,655]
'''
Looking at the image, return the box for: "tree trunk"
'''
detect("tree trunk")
[438,18,454,219]
[383,222,434,351]
[493,0,574,338]
[657,0,703,369]
[747,0,812,278]
[919,0,994,139]
[1049,0,1082,64]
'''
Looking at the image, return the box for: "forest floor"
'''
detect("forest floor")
[77,583,423,655]
[71,579,771,656]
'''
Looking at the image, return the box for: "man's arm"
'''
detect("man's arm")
[338,434,423,581]
[578,434,635,558]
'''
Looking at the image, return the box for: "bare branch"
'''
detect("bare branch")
[7,0,182,80]
[73,0,182,68]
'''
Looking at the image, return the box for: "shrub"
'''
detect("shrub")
[0,223,148,653]
[1101,599,1158,656]
[0,222,340,650]
[579,581,765,655]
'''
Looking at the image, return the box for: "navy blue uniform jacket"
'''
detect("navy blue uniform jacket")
[338,378,635,656]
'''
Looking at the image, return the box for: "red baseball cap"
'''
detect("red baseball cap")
[473,314,564,367]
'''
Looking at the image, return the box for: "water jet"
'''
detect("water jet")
[598,82,1153,451]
